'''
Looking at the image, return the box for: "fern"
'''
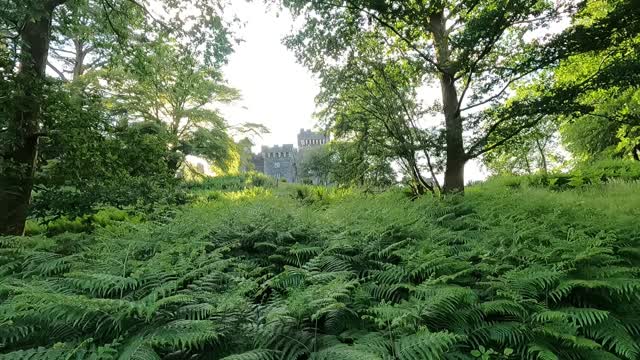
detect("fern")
[220,349,280,360]
[1,180,639,360]
[395,331,463,360]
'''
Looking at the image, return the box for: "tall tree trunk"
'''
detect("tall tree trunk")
[0,2,61,235]
[431,12,465,193]
[439,74,465,193]
[73,39,87,80]
[535,138,548,175]
[523,154,532,174]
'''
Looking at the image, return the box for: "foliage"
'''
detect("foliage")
[184,172,273,192]
[560,87,640,162]
[483,159,640,190]
[0,0,240,234]
[315,53,438,194]
[281,0,589,192]
[105,35,241,172]
[498,0,640,164]
[483,118,566,176]
[1,177,639,359]
[328,141,398,189]
[30,88,180,220]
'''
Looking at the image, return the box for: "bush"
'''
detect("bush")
[24,208,145,236]
[1,182,638,359]
[184,172,273,192]
[483,159,640,190]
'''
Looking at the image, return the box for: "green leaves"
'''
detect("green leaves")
[396,331,463,360]
[1,178,639,359]
[471,345,514,359]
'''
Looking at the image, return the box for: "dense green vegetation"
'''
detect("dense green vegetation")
[2,0,640,358]
[1,176,639,359]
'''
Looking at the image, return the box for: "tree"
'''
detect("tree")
[47,0,137,82]
[281,0,572,193]
[0,0,236,234]
[483,117,565,175]
[0,0,69,235]
[329,141,397,188]
[237,138,256,173]
[316,46,441,194]
[106,36,240,173]
[299,145,333,185]
[480,0,640,165]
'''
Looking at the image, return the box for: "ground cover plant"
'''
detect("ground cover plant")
[1,179,639,360]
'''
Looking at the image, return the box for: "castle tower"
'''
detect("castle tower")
[297,129,329,150]
[297,129,330,185]
[261,144,297,183]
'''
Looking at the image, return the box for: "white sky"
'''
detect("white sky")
[221,1,489,183]
[221,2,318,150]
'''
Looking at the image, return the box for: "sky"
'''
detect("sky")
[220,2,318,150]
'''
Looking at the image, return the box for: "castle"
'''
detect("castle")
[251,129,329,183]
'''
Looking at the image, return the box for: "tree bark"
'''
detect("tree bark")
[535,138,548,175]
[0,2,61,235]
[523,154,532,174]
[73,39,87,80]
[439,74,466,193]
[431,12,466,193]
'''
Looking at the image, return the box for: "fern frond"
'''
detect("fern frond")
[66,272,139,298]
[309,344,383,360]
[583,317,640,359]
[149,320,219,349]
[220,349,280,360]
[396,331,462,360]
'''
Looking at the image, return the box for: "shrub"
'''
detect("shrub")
[24,208,145,237]
[1,182,638,359]
[184,172,273,193]
[483,159,640,191]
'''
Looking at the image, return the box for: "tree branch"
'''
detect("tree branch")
[459,71,530,112]
[468,114,545,159]
[314,0,444,73]
[47,61,68,81]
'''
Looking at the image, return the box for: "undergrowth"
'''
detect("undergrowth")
[1,180,639,359]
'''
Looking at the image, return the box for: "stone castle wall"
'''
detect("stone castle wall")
[252,129,329,184]
[261,144,297,183]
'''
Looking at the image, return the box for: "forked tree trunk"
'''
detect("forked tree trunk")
[431,11,466,194]
[0,2,62,235]
[535,138,548,175]
[73,39,87,80]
